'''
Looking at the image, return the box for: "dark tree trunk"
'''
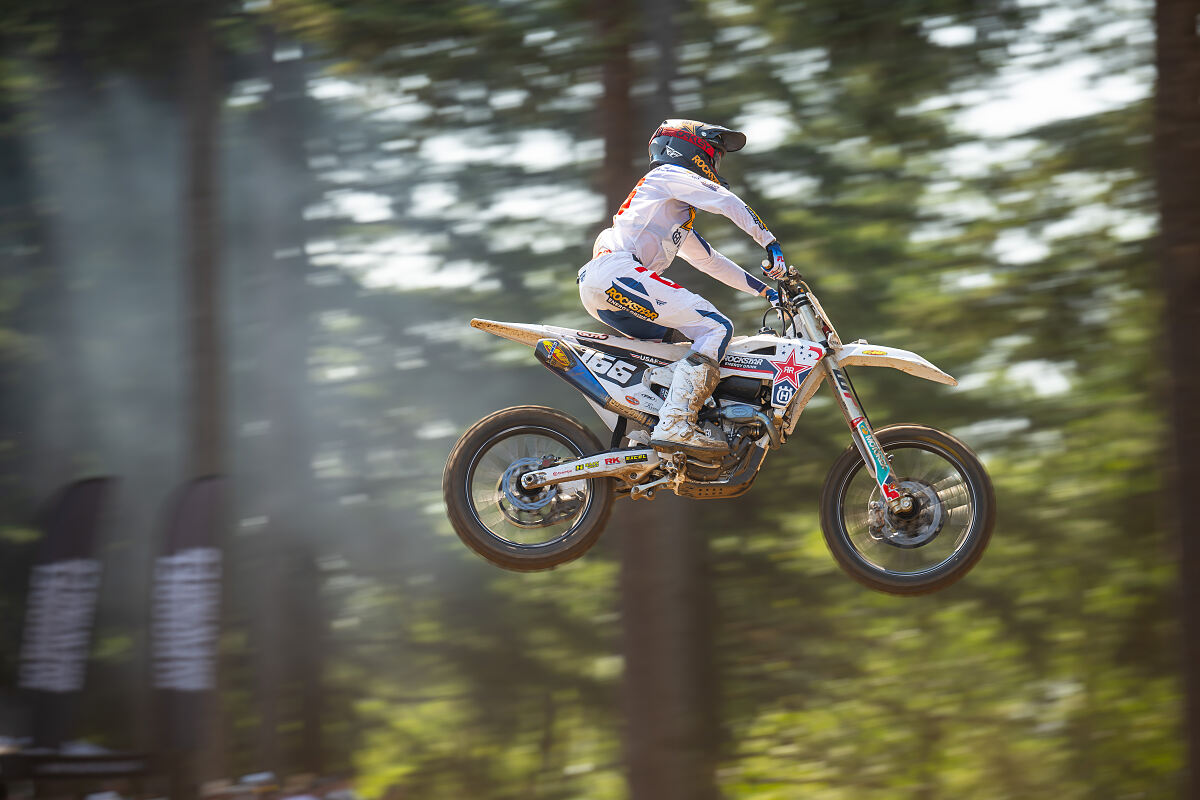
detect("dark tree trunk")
[647,0,679,127]
[26,0,97,494]
[249,26,324,775]
[619,497,720,800]
[1152,0,1200,795]
[598,0,639,212]
[181,1,225,790]
[602,0,721,797]
[184,4,223,480]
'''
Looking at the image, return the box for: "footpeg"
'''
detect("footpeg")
[661,451,688,478]
[630,474,671,500]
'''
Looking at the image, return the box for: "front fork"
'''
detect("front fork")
[822,360,913,514]
[784,292,911,514]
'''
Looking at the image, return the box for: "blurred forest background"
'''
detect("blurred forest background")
[0,0,1196,798]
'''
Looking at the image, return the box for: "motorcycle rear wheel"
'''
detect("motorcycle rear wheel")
[443,406,614,571]
[819,424,995,596]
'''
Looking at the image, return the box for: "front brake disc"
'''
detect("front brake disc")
[867,478,945,549]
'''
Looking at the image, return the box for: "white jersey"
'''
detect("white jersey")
[592,163,776,297]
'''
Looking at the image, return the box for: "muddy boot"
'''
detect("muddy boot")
[649,352,728,458]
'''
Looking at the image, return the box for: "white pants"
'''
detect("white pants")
[577,252,734,361]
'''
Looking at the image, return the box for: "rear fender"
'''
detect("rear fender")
[471,318,564,347]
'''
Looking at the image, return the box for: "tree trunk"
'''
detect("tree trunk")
[181,1,225,789]
[1152,0,1200,795]
[598,0,638,212]
[184,3,223,480]
[26,0,98,495]
[601,0,721,797]
[619,496,720,800]
[250,26,325,775]
[646,0,679,128]
[263,29,324,775]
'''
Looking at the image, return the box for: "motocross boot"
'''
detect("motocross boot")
[649,352,729,459]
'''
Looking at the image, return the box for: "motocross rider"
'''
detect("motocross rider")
[577,118,789,457]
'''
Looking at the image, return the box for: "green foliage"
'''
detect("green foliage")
[0,0,1179,796]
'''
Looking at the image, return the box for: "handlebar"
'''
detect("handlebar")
[760,264,807,300]
[757,266,841,347]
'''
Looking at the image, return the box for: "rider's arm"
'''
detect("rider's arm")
[654,164,777,248]
[678,232,772,297]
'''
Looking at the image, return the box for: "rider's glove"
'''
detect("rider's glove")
[764,288,781,307]
[762,241,788,280]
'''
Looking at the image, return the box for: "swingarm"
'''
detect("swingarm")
[520,447,661,490]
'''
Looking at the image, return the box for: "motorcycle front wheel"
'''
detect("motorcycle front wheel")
[443,405,615,572]
[819,424,995,596]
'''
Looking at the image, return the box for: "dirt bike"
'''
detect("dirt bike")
[442,267,995,595]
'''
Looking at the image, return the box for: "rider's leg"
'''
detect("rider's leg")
[578,258,734,455]
[647,312,733,455]
[578,253,675,340]
[649,350,728,456]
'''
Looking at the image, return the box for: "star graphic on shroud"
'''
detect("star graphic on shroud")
[768,349,810,389]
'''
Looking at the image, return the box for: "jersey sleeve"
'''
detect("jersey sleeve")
[653,165,777,248]
[678,232,769,297]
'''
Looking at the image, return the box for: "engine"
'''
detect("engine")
[718,402,774,442]
[686,402,776,482]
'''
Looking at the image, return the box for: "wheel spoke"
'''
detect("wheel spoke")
[840,440,980,577]
[466,426,592,547]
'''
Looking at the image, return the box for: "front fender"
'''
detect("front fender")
[833,342,957,386]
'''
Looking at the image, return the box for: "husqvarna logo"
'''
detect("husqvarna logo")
[605,286,658,320]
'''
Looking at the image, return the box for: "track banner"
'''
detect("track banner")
[18,477,115,749]
[152,476,225,752]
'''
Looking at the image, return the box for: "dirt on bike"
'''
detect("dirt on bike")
[443,268,995,596]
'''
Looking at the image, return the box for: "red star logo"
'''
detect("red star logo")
[768,348,810,389]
